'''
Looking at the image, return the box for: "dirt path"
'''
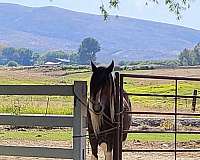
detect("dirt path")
[0,140,200,160]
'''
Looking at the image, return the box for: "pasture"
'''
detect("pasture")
[1,67,200,114]
[1,66,200,159]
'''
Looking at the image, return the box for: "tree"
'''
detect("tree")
[178,43,200,66]
[1,47,39,66]
[68,51,79,64]
[32,52,42,65]
[118,60,129,66]
[178,48,193,66]
[17,48,34,66]
[78,37,100,65]
[101,0,192,20]
[193,43,200,64]
[2,47,16,61]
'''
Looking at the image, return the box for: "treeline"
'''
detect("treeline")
[118,59,179,67]
[0,37,101,66]
[178,43,200,66]
[2,37,199,68]
[118,43,200,69]
[118,59,180,70]
[0,47,78,66]
[0,47,35,66]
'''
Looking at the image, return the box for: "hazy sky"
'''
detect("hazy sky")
[0,0,199,30]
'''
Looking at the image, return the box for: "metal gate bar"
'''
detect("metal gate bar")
[123,130,200,134]
[116,73,200,160]
[125,111,200,116]
[175,80,178,160]
[122,149,200,152]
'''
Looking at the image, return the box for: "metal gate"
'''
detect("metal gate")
[113,72,200,160]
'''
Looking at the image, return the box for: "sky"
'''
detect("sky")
[0,0,199,30]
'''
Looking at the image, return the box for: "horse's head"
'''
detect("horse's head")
[90,61,114,115]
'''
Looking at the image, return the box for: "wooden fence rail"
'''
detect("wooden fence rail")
[0,81,87,160]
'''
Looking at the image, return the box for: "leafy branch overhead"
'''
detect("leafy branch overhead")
[100,0,192,20]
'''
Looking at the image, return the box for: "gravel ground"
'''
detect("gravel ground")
[0,140,200,160]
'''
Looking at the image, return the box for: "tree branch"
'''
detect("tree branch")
[102,0,192,20]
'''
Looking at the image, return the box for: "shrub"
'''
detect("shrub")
[7,61,18,67]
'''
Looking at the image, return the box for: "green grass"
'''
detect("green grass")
[128,133,200,142]
[1,68,200,114]
[0,69,91,115]
[1,68,200,143]
[1,130,200,143]
[0,95,73,115]
[123,78,200,111]
[0,130,72,141]
[128,133,174,142]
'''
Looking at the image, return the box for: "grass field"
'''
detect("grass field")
[0,130,72,141]
[1,66,200,160]
[123,69,200,113]
[1,129,200,142]
[0,67,200,114]
[1,67,200,143]
[128,133,200,142]
[0,67,91,115]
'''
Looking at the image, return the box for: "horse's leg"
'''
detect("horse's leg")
[100,142,107,159]
[106,142,113,160]
[91,154,98,160]
[90,137,98,160]
[100,142,112,160]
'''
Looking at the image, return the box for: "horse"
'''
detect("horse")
[88,61,132,160]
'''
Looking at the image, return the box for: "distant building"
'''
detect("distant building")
[44,61,62,66]
[42,58,70,67]
[55,58,70,63]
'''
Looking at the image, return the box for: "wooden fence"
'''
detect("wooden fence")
[0,81,87,160]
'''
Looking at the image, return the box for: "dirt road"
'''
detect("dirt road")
[0,140,200,160]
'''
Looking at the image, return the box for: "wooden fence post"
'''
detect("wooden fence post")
[73,81,87,160]
[192,89,198,112]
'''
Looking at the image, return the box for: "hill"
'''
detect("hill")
[0,3,200,62]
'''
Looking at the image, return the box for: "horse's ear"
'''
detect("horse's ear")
[106,60,114,73]
[91,61,97,72]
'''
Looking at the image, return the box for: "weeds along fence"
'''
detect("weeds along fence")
[0,81,87,160]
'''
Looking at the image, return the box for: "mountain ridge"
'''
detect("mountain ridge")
[0,3,200,62]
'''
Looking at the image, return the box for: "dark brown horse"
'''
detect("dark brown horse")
[88,61,131,160]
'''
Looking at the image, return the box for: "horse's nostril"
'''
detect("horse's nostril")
[93,103,102,113]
